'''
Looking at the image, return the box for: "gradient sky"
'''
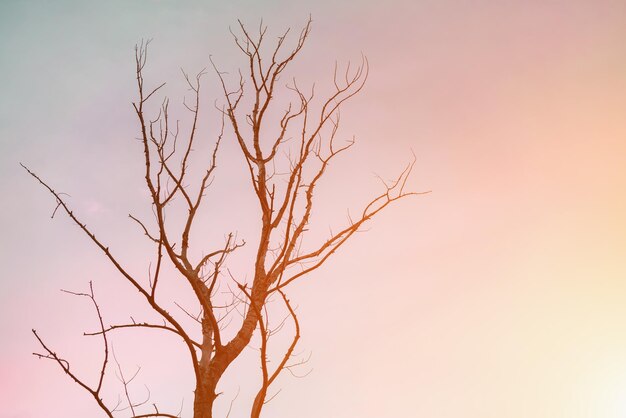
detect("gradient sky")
[2,1,626,417]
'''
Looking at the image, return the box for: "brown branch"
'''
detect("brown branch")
[112,348,144,416]
[273,156,427,291]
[245,286,301,418]
[32,282,114,417]
[85,322,202,349]
[21,162,201,382]
[27,18,422,418]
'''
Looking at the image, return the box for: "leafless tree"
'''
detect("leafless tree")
[23,18,424,418]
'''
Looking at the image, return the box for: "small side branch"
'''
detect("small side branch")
[21,162,201,382]
[32,282,114,417]
[239,284,301,418]
[85,322,202,349]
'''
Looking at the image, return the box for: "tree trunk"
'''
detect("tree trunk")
[193,319,220,418]
[192,282,267,417]
[193,377,218,418]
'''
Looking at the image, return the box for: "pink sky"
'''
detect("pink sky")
[2,1,626,417]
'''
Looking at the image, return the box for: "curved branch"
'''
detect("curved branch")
[85,322,202,349]
[32,282,114,417]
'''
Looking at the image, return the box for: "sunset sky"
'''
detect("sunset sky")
[2,1,626,417]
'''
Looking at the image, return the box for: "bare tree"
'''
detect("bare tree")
[23,18,423,418]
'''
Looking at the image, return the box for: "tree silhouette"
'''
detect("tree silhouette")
[23,18,423,418]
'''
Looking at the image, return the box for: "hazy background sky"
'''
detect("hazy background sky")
[2,1,626,417]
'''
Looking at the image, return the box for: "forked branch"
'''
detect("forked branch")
[32,282,114,417]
